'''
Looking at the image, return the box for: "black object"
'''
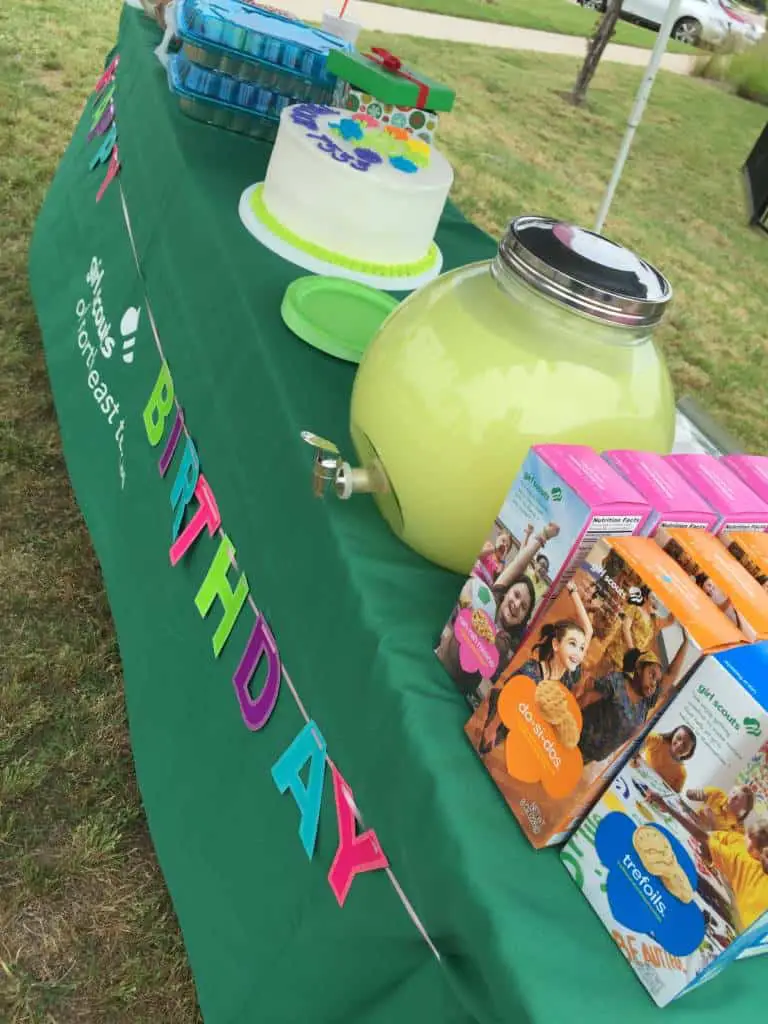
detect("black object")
[743,121,768,233]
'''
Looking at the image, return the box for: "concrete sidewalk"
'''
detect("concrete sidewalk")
[286,0,697,74]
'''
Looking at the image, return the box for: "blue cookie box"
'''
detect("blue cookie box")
[168,53,285,138]
[177,0,352,90]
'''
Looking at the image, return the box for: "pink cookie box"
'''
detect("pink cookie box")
[721,455,768,506]
[435,444,650,710]
[602,449,718,535]
[519,445,652,603]
[664,453,768,534]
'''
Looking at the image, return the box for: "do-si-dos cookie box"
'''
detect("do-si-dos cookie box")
[561,641,768,1006]
[463,534,745,849]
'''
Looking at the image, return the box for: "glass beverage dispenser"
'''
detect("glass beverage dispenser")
[304,216,676,574]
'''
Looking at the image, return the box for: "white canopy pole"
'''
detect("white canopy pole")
[594,0,684,233]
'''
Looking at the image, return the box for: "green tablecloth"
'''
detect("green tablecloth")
[28,7,763,1022]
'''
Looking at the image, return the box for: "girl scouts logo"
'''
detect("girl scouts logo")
[120,307,141,365]
[84,258,140,367]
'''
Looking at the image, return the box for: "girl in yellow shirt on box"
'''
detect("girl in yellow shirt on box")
[686,784,755,833]
[705,820,768,931]
[647,793,768,932]
[601,586,674,673]
[643,725,697,793]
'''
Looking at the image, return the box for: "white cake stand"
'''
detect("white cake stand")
[238,183,444,293]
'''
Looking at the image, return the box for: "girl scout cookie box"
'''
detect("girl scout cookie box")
[722,453,768,506]
[435,444,649,711]
[464,535,744,850]
[655,526,768,643]
[561,641,768,1007]
[723,530,768,588]
[664,453,768,534]
[603,449,718,535]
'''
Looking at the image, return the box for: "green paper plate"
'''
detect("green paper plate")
[281,276,399,363]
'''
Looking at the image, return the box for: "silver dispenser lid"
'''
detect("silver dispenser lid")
[495,216,672,328]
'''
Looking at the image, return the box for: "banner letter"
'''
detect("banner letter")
[143,361,174,447]
[96,146,121,202]
[328,767,389,907]
[170,437,200,541]
[232,614,281,730]
[271,721,326,858]
[91,84,115,127]
[195,535,249,656]
[170,475,220,566]
[159,407,184,476]
[88,103,115,141]
[89,125,117,170]
[94,55,120,94]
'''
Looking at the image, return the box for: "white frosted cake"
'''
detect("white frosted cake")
[253,103,453,274]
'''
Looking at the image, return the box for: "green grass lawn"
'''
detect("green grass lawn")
[367,0,694,52]
[2,1,768,1021]
[0,1,201,1021]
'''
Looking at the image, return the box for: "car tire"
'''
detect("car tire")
[581,0,607,9]
[672,17,702,45]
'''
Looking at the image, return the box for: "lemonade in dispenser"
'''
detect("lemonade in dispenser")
[304,216,676,574]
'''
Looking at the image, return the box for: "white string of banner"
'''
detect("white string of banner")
[116,181,441,961]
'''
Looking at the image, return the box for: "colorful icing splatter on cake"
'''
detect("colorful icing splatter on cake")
[288,104,431,175]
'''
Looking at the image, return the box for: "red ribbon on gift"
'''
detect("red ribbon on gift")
[364,47,430,109]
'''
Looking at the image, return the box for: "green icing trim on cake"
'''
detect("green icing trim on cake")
[249,185,439,278]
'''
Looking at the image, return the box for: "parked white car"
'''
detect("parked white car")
[718,0,766,46]
[580,0,732,46]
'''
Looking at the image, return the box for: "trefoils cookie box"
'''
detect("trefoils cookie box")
[464,536,744,848]
[561,641,768,1006]
[656,526,768,643]
[664,454,768,534]
[603,450,718,535]
[435,444,649,710]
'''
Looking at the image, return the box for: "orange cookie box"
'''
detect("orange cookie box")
[465,536,744,849]
[656,526,768,643]
[723,530,768,589]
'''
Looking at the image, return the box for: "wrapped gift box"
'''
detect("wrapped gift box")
[343,91,439,143]
[326,46,454,144]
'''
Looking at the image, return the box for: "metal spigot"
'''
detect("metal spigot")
[301,431,344,498]
[300,430,386,500]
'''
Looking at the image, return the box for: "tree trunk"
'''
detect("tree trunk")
[570,0,623,106]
